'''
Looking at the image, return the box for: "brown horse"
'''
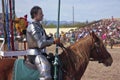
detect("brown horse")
[0,32,113,80]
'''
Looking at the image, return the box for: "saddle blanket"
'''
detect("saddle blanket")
[13,59,40,80]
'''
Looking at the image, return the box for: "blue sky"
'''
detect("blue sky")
[0,0,120,22]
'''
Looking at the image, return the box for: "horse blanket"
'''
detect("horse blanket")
[13,59,40,80]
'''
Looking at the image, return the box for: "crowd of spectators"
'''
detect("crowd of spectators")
[56,19,120,46]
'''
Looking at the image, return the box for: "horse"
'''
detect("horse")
[0,32,113,80]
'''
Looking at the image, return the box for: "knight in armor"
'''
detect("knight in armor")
[26,6,60,80]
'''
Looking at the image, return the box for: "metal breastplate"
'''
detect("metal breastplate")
[26,22,47,55]
[27,23,46,48]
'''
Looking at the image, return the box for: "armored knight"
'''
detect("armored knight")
[26,6,60,80]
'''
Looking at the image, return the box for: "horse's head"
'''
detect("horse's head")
[89,31,113,66]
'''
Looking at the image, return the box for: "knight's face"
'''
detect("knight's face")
[35,9,44,21]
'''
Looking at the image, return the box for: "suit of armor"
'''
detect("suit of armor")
[26,21,53,80]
